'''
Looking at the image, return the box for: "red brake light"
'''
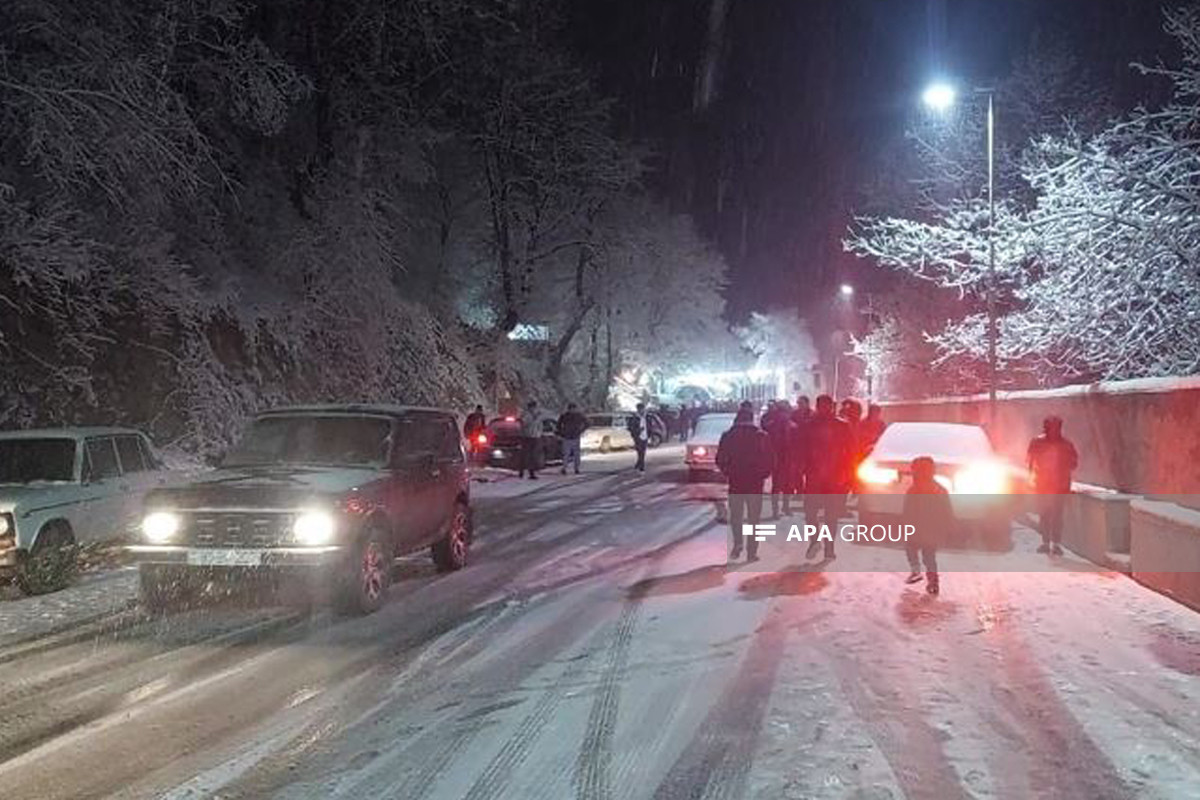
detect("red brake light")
[504,416,516,422]
[693,446,708,457]
[476,433,488,445]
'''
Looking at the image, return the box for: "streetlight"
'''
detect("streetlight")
[923,80,998,420]
[839,283,855,299]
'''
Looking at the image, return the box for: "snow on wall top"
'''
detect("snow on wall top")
[883,375,1200,406]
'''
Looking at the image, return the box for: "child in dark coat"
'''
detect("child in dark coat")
[903,456,955,595]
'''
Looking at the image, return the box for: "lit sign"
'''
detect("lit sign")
[508,324,550,341]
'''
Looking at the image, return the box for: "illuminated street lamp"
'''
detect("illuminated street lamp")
[839,283,855,298]
[923,80,999,419]
[921,82,957,113]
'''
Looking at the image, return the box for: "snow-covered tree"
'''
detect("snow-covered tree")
[847,8,1200,391]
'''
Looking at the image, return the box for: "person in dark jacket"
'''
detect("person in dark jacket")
[760,400,780,433]
[1026,416,1079,555]
[765,401,797,517]
[902,456,954,595]
[804,395,855,561]
[627,403,650,472]
[463,405,487,440]
[716,409,774,562]
[794,395,812,423]
[790,396,812,495]
[557,403,588,475]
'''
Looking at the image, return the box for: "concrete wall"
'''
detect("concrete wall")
[881,377,1200,509]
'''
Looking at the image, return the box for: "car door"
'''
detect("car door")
[78,437,126,544]
[113,434,162,537]
[387,416,444,550]
[429,415,464,535]
[540,418,562,463]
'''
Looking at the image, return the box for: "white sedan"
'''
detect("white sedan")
[856,422,1027,545]
[685,413,736,481]
[581,414,635,453]
[0,428,171,593]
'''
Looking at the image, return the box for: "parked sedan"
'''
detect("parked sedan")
[856,422,1028,547]
[581,414,636,453]
[685,413,736,481]
[0,428,169,594]
[485,417,563,470]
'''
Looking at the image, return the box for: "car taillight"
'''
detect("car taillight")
[857,460,899,486]
[692,446,708,457]
[344,496,373,515]
[476,433,488,445]
[953,461,1009,495]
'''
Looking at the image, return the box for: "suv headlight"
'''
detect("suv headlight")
[142,511,181,544]
[293,511,336,546]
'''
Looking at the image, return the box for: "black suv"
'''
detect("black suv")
[132,405,471,614]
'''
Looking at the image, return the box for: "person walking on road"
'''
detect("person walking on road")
[1027,416,1079,556]
[716,408,774,563]
[804,395,855,562]
[557,403,588,475]
[628,403,650,473]
[464,405,487,441]
[765,401,797,517]
[518,400,543,480]
[902,456,954,595]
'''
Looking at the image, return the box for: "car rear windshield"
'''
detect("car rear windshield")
[693,415,736,440]
[871,423,994,463]
[223,416,392,468]
[0,438,77,483]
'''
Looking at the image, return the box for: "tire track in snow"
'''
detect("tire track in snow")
[574,599,641,800]
[650,610,791,800]
[458,641,599,800]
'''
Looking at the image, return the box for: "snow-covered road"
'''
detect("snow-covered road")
[2,445,1199,799]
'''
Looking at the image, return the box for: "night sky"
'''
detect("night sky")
[570,0,1174,320]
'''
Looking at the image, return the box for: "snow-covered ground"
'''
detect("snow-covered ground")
[1,444,1198,799]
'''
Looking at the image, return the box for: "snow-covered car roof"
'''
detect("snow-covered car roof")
[869,422,995,465]
[0,427,145,440]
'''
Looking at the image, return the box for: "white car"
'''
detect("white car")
[0,428,170,593]
[685,413,737,481]
[581,414,635,453]
[856,422,1027,545]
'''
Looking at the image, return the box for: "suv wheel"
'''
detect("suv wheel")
[336,526,391,615]
[432,502,471,572]
[17,523,77,595]
[648,432,664,448]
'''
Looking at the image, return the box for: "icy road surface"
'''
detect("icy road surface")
[2,446,1200,800]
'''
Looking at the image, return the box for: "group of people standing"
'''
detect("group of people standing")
[715,394,888,563]
[714,394,1080,597]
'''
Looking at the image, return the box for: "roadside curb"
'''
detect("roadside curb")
[0,601,144,665]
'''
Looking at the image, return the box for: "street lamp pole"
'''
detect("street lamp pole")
[923,81,999,422]
[985,90,998,422]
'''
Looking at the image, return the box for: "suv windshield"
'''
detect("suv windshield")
[223,416,392,468]
[0,438,77,483]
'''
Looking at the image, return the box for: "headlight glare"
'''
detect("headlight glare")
[293,511,336,546]
[142,511,180,543]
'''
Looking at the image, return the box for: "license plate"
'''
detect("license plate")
[187,549,263,567]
